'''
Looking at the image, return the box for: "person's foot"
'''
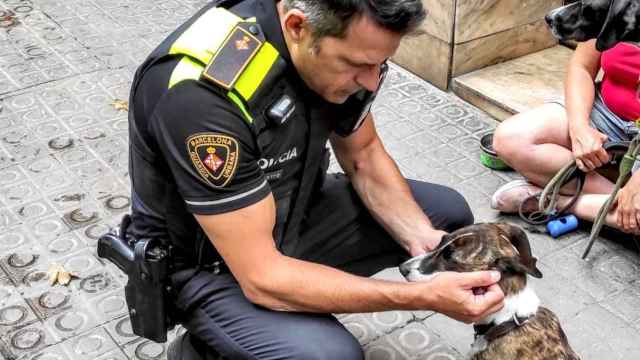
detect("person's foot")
[491,179,543,213]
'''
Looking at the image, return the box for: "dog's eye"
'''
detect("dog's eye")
[441,246,453,261]
[582,6,594,20]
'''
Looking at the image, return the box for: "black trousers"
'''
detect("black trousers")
[172,175,473,360]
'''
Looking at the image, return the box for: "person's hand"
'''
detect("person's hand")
[408,229,448,257]
[569,125,609,172]
[613,173,640,234]
[420,271,504,324]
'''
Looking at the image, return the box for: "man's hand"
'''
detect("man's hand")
[424,271,504,323]
[614,173,640,234]
[569,125,609,172]
[407,229,447,257]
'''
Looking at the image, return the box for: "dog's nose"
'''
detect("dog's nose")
[545,14,554,28]
[399,263,410,278]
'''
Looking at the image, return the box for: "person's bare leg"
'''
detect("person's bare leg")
[556,194,637,234]
[493,103,614,195]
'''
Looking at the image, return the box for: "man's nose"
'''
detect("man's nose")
[356,65,381,92]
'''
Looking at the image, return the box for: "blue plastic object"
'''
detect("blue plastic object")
[547,215,578,238]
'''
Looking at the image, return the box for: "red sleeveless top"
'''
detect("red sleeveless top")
[600,43,640,121]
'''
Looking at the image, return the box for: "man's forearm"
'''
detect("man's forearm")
[346,139,437,252]
[247,253,429,313]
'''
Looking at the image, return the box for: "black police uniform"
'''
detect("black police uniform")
[127,0,474,358]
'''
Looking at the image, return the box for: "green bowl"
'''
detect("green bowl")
[480,133,511,170]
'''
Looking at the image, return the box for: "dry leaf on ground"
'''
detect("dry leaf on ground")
[47,263,79,286]
[111,99,129,112]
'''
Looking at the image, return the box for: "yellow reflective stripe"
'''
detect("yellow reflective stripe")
[227,91,254,124]
[234,42,279,101]
[169,57,204,89]
[169,7,242,64]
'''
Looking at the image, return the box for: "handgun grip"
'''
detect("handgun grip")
[97,232,134,274]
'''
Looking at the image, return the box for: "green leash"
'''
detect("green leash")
[582,135,640,259]
[530,135,640,259]
[518,163,585,226]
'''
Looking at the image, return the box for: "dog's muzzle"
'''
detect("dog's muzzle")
[399,236,457,282]
[544,2,581,41]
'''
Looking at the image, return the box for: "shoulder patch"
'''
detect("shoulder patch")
[202,24,262,90]
[187,133,239,188]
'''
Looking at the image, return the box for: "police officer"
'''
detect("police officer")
[127,0,505,359]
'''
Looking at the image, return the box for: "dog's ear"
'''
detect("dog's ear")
[494,256,543,279]
[494,223,542,278]
[596,0,637,51]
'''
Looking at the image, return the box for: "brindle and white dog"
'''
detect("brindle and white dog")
[399,223,580,360]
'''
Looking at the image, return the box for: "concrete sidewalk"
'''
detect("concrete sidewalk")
[0,0,639,359]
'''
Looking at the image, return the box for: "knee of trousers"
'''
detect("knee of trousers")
[414,184,474,231]
[439,188,474,231]
[287,327,363,360]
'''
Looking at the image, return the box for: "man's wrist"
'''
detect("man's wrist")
[393,281,435,311]
[422,229,447,251]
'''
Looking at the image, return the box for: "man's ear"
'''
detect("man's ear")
[281,9,311,44]
[494,257,543,279]
[596,0,634,51]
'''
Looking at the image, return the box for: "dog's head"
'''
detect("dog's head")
[399,223,542,295]
[545,0,640,51]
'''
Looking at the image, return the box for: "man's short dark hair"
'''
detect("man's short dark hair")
[282,0,427,40]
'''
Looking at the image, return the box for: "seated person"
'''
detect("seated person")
[492,39,640,234]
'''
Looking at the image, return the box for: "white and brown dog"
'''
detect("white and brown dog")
[399,223,580,360]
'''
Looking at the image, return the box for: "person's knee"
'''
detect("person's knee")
[441,188,474,231]
[289,324,363,360]
[317,333,363,360]
[410,182,474,231]
[493,117,521,159]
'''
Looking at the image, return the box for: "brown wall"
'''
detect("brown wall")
[392,0,562,90]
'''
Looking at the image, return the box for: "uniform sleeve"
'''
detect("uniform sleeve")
[149,80,271,215]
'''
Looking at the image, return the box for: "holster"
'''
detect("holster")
[97,215,175,343]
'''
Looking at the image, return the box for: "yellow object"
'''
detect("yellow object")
[47,263,79,286]
[111,99,129,112]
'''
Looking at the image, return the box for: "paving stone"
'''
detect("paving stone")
[563,303,640,359]
[63,326,119,360]
[542,244,626,302]
[123,338,168,360]
[419,314,473,357]
[364,322,464,360]
[448,158,487,179]
[532,262,596,325]
[339,311,414,346]
[472,172,509,197]
[385,141,424,162]
[105,316,140,347]
[525,226,585,259]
